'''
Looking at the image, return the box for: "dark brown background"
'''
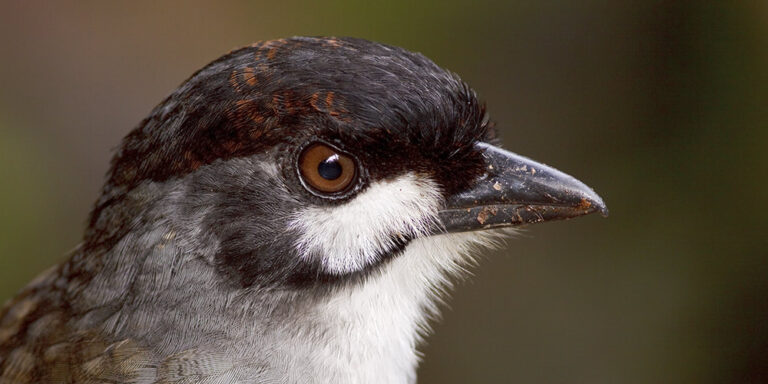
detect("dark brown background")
[1,1,766,383]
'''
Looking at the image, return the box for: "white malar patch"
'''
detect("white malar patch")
[289,172,443,275]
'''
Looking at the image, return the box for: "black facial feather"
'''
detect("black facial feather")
[80,36,494,287]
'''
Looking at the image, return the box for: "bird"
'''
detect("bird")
[0,36,606,383]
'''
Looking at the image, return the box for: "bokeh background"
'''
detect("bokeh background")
[1,1,766,382]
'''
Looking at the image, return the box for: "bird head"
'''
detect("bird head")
[83,37,606,291]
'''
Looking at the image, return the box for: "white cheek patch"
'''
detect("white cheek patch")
[288,173,443,275]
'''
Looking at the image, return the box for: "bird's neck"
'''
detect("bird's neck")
[224,235,463,384]
[66,221,487,384]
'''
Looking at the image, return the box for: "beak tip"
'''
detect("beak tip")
[596,202,609,218]
[583,192,609,218]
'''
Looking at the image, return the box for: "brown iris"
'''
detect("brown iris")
[299,143,357,194]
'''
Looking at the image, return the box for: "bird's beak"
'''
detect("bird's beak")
[438,142,608,233]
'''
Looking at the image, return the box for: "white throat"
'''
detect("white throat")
[299,231,505,384]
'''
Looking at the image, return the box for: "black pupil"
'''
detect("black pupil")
[317,155,343,180]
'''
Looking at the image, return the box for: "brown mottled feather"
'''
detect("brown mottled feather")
[0,268,253,382]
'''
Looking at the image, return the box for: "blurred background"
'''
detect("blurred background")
[1,1,766,382]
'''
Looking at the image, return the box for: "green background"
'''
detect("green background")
[1,1,766,382]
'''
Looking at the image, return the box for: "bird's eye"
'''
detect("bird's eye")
[298,143,357,194]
